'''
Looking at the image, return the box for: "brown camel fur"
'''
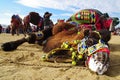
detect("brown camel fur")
[52,22,77,35]
[43,22,86,53]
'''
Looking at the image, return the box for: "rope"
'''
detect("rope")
[0,56,88,71]
[0,56,119,70]
[0,56,73,68]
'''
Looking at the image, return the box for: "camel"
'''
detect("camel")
[10,14,24,36]
[23,12,54,32]
[67,9,119,31]
[1,22,112,74]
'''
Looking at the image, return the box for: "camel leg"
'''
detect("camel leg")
[1,38,27,51]
[1,27,53,51]
[11,28,15,36]
[16,27,19,36]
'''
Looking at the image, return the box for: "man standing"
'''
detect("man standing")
[43,12,54,30]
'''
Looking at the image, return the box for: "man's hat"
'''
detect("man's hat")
[44,12,52,16]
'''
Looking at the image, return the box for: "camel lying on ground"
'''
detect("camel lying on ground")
[1,22,111,74]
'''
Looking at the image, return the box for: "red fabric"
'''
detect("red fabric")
[95,17,113,30]
[78,24,93,30]
[104,19,112,30]
[96,48,110,55]
[95,22,102,30]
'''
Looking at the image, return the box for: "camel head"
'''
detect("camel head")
[81,29,111,74]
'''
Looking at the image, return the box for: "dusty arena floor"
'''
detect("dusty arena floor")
[0,33,120,80]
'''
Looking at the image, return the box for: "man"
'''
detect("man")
[43,12,54,29]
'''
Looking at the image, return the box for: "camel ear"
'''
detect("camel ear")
[84,29,90,37]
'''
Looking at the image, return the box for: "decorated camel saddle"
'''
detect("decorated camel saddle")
[67,9,119,31]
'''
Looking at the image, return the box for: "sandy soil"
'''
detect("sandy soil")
[0,33,120,80]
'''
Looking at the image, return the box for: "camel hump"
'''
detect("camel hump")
[29,12,43,25]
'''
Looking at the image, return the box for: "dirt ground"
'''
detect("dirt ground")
[0,33,120,80]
